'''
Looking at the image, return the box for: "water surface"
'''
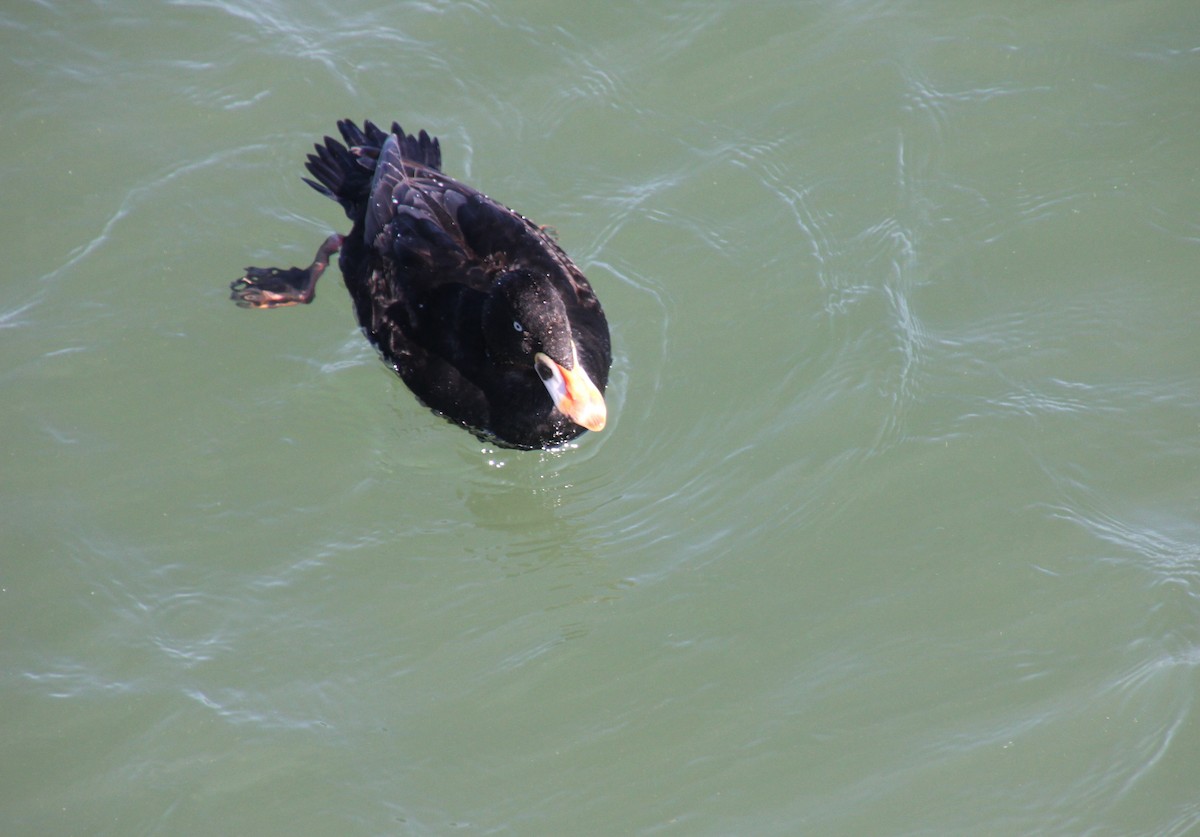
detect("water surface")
[4,1,1200,834]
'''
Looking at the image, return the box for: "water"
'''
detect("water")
[5,1,1200,834]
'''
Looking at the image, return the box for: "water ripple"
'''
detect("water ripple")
[1045,502,1200,595]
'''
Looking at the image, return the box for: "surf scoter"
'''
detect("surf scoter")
[231,119,611,450]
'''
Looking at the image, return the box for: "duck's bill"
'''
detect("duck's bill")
[534,349,607,432]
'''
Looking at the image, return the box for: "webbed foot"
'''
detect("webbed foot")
[231,233,343,309]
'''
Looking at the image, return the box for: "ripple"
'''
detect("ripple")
[1045,502,1200,594]
[22,662,138,700]
[183,686,330,731]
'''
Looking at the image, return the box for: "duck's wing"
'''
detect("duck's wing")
[364,134,585,292]
[364,135,478,277]
[364,131,610,388]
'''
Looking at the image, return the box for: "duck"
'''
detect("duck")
[231,119,611,450]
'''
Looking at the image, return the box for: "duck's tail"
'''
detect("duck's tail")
[302,119,442,221]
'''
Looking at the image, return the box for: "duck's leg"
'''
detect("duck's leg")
[230,233,344,308]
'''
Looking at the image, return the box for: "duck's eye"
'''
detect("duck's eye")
[512,321,524,333]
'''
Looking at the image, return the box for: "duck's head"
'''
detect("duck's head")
[483,269,607,433]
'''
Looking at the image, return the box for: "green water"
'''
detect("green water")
[5,1,1200,834]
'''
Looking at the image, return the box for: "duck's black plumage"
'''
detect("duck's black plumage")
[232,119,611,449]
